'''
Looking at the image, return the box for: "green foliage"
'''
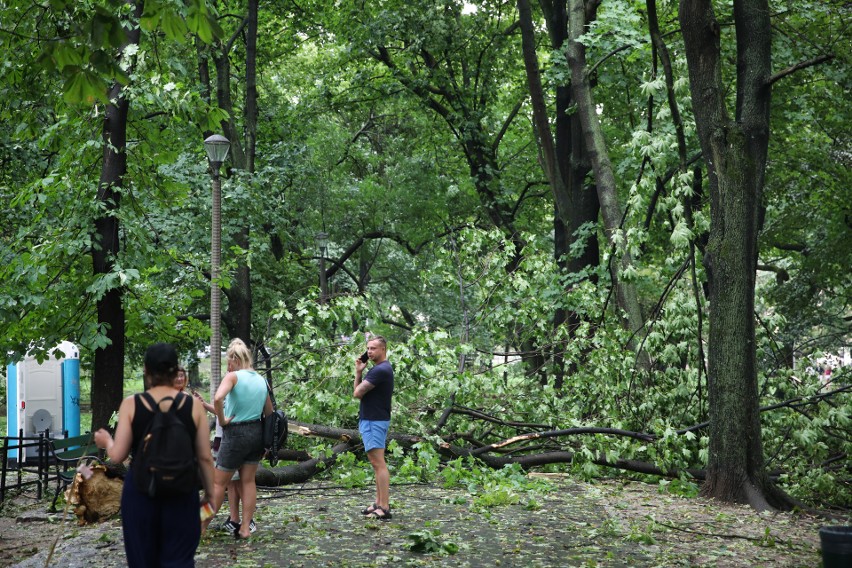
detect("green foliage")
[258,225,850,507]
[29,0,224,104]
[395,442,442,483]
[405,527,460,556]
[625,518,659,545]
[657,476,700,498]
[437,459,550,509]
[326,450,371,488]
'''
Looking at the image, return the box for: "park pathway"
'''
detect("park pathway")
[6,478,822,567]
[9,481,652,567]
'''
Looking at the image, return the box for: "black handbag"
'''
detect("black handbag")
[262,382,288,467]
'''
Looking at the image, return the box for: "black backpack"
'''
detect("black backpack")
[132,391,199,497]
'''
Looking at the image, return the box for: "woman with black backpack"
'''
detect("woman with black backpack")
[94,343,215,567]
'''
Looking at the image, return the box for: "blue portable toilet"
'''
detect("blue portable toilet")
[5,341,81,463]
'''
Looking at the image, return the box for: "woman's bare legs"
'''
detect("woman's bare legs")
[203,467,237,532]
[236,463,259,539]
[227,479,241,524]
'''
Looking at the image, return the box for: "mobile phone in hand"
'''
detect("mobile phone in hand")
[359,351,369,363]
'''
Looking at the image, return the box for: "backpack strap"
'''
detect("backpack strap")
[265,379,279,413]
[135,391,191,436]
[139,391,159,412]
[140,391,191,412]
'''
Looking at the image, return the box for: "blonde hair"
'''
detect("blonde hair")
[226,338,253,370]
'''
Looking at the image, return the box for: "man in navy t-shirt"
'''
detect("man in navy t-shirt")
[353,336,394,520]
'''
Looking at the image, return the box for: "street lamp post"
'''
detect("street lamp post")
[315,232,329,304]
[204,134,230,396]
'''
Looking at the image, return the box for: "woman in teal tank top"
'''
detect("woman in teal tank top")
[203,338,272,540]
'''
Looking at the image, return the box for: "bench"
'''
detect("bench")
[46,433,103,511]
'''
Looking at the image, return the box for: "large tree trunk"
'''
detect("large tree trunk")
[518,0,599,387]
[679,0,793,510]
[225,0,257,345]
[90,0,142,430]
[211,6,256,347]
[225,226,253,343]
[565,0,647,359]
[543,1,600,384]
[537,0,600,277]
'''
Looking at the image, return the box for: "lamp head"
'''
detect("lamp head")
[315,231,329,254]
[204,134,231,166]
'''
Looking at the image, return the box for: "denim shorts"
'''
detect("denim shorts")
[216,420,264,472]
[359,419,390,452]
[211,437,240,480]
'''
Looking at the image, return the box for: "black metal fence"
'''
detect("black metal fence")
[1,430,54,502]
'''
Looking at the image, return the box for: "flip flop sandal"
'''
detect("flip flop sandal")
[361,503,379,515]
[366,506,392,521]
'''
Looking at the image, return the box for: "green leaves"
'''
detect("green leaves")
[90,6,128,48]
[0,0,847,512]
[85,267,141,300]
[22,0,225,105]
[140,0,192,42]
[406,528,460,555]
[186,1,223,44]
[62,69,110,105]
[140,0,223,43]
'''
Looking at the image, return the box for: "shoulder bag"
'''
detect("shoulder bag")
[262,380,288,467]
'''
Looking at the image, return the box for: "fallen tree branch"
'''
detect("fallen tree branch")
[469,427,655,456]
[439,446,706,479]
[447,405,553,430]
[272,396,848,486]
[654,519,788,544]
[272,421,699,484]
[678,384,852,434]
[432,392,456,434]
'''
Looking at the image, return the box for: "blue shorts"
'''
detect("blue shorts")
[359,419,390,452]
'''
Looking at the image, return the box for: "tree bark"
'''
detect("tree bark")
[256,441,354,486]
[679,0,793,510]
[90,0,142,430]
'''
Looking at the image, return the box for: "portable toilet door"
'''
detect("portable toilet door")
[60,342,81,438]
[5,361,19,463]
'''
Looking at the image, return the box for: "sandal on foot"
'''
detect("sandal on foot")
[366,506,392,520]
[361,503,379,515]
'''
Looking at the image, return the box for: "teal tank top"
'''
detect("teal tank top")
[223,369,267,422]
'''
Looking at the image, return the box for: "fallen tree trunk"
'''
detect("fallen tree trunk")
[259,420,700,483]
[260,386,849,486]
[256,440,354,486]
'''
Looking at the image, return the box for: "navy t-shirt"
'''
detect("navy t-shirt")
[359,360,394,421]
